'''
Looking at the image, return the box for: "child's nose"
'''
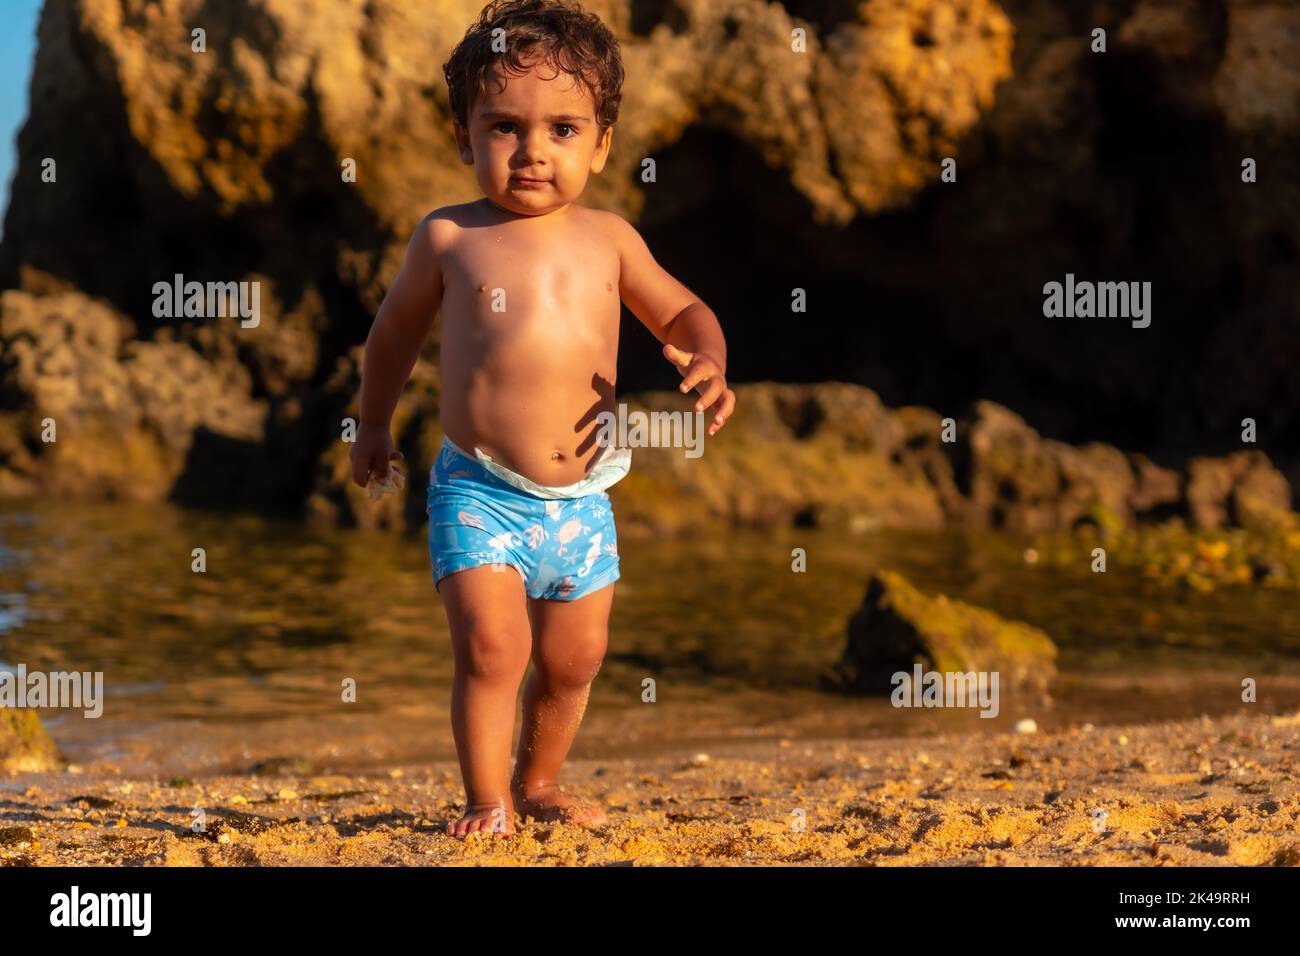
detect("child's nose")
[516,127,548,160]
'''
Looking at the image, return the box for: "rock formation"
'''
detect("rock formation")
[0,708,65,775]
[600,381,1293,537]
[0,0,1295,517]
[826,567,1058,694]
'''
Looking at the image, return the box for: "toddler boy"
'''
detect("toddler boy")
[351,0,734,836]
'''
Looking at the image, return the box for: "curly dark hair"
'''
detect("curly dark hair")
[443,0,624,134]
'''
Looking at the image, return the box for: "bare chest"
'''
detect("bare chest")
[443,226,620,335]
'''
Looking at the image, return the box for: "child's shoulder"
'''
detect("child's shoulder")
[581,205,640,248]
[580,204,631,228]
[424,197,482,219]
[408,201,480,252]
[420,199,481,230]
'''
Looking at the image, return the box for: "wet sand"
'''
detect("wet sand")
[4,706,1298,867]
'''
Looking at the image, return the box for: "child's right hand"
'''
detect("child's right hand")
[350,422,405,488]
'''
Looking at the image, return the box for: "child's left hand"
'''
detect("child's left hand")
[664,343,735,436]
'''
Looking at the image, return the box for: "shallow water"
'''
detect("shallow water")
[1,498,1298,775]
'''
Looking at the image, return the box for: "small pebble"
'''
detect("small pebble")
[1014,719,1038,734]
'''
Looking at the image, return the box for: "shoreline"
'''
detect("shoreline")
[29,667,1300,777]
[4,706,1298,866]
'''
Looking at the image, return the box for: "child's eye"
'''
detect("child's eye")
[555,124,577,138]
[492,122,516,134]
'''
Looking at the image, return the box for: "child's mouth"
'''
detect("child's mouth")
[510,178,548,188]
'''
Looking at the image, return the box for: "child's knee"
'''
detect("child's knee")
[458,626,530,680]
[534,643,606,689]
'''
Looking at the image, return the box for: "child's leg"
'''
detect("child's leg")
[439,564,533,837]
[510,580,615,824]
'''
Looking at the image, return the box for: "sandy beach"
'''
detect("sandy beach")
[3,706,1298,867]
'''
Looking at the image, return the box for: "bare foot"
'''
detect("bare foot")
[446,800,517,838]
[511,780,607,826]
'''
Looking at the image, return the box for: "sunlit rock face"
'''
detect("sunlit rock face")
[0,0,1296,511]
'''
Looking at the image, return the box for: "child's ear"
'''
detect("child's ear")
[452,121,474,164]
[590,125,613,174]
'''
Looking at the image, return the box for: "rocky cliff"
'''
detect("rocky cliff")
[0,0,1295,519]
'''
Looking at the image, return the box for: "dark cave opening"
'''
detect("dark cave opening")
[615,124,1124,447]
[614,96,1293,472]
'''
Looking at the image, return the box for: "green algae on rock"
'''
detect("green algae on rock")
[607,384,1298,543]
[827,569,1057,695]
[0,708,66,774]
[1030,517,1300,592]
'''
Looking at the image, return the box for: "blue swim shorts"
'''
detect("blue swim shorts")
[426,437,621,600]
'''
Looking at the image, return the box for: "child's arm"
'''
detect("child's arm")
[608,214,736,435]
[349,215,445,487]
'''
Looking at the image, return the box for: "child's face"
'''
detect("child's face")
[453,55,613,216]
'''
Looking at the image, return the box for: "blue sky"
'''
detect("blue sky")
[0,0,43,239]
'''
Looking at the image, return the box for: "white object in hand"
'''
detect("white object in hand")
[367,464,405,501]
